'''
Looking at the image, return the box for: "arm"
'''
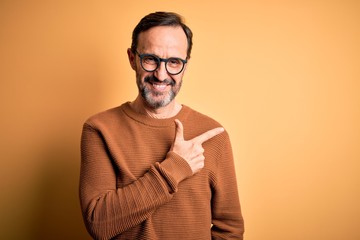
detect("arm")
[211,133,245,239]
[79,123,193,240]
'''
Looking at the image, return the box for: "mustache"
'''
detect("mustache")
[144,75,176,86]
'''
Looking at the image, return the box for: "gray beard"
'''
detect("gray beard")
[137,75,182,109]
[141,86,175,109]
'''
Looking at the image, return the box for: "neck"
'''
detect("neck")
[130,95,182,119]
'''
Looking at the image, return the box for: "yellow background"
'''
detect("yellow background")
[1,0,359,239]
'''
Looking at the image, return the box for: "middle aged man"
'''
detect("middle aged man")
[80,11,244,239]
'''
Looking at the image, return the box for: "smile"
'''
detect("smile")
[152,83,169,91]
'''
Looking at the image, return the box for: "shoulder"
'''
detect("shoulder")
[181,105,231,141]
[182,105,223,129]
[83,104,127,129]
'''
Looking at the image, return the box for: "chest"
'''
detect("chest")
[106,124,175,185]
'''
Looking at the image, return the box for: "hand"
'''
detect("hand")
[171,119,224,174]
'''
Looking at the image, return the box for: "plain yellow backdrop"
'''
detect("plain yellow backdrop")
[1,1,359,239]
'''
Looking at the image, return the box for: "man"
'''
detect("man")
[80,12,244,239]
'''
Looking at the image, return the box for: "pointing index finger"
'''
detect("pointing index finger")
[194,127,224,144]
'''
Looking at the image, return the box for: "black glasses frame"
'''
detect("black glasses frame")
[135,50,187,75]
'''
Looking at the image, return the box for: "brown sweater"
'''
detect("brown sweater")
[80,102,244,240]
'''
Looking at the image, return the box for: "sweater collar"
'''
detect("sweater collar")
[121,102,190,127]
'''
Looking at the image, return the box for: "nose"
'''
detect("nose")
[154,61,168,81]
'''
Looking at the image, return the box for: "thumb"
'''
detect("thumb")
[174,119,184,141]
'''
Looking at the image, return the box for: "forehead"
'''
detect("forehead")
[137,26,187,57]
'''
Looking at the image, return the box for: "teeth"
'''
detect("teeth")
[153,83,167,90]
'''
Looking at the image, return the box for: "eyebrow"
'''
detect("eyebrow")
[138,50,186,60]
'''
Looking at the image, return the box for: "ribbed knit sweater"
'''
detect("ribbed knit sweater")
[80,102,244,240]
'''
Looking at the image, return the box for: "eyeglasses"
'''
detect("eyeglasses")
[135,50,187,75]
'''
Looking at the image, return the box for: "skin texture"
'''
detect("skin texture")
[127,25,224,173]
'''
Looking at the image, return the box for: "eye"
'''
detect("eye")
[143,55,158,65]
[167,58,182,66]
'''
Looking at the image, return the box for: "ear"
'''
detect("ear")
[127,48,136,70]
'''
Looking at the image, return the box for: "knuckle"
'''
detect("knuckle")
[199,161,204,168]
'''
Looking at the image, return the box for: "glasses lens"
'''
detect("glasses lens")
[141,55,158,71]
[139,53,185,75]
[166,58,184,75]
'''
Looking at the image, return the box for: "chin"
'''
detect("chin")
[144,93,174,109]
[145,98,171,109]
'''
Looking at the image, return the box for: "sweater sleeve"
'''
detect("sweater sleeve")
[211,132,245,239]
[79,123,193,240]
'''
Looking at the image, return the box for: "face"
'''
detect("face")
[128,26,188,109]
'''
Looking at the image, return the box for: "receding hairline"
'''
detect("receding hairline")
[136,26,188,57]
[131,12,193,58]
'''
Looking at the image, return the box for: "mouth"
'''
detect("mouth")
[151,82,170,91]
[142,75,175,94]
